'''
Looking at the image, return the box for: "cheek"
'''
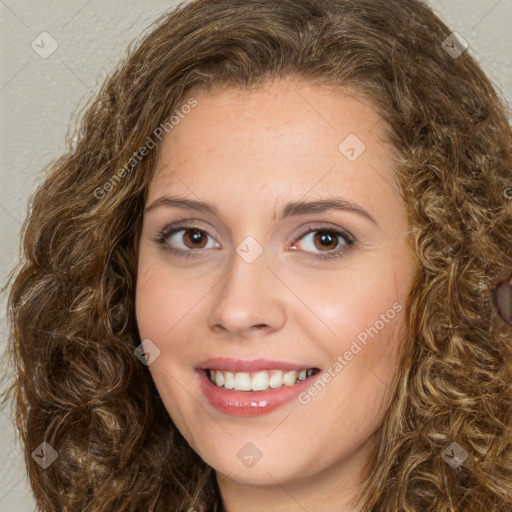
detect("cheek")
[135,254,198,341]
[135,257,200,442]
[134,254,206,382]
[293,264,403,358]
[136,260,172,337]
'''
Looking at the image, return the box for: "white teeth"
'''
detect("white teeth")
[234,372,252,391]
[283,371,298,386]
[207,368,316,391]
[269,370,283,388]
[251,371,269,391]
[224,371,235,389]
[214,371,224,387]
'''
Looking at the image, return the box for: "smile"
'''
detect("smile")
[206,368,319,391]
[196,364,322,417]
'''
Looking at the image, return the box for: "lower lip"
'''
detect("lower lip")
[196,369,320,417]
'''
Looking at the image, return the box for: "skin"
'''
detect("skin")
[135,79,417,512]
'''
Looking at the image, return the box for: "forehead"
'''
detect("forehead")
[147,80,399,218]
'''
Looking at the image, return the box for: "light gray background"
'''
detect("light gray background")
[1,1,511,510]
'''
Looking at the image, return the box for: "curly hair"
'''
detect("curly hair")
[2,0,512,510]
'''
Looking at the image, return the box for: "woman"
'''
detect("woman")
[2,0,511,510]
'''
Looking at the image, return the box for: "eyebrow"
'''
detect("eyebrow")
[144,195,378,225]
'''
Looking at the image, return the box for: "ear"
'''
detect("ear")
[493,277,512,324]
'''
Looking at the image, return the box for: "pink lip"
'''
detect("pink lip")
[196,357,317,372]
[195,360,322,417]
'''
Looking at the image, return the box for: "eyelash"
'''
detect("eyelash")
[153,222,355,261]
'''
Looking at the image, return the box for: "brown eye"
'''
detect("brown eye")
[312,230,339,251]
[157,225,219,256]
[292,227,354,260]
[181,229,209,249]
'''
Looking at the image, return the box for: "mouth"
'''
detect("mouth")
[195,359,323,416]
[195,357,323,416]
[203,367,321,391]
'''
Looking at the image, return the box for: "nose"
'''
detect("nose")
[207,252,287,338]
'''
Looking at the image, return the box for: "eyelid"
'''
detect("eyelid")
[156,219,354,244]
[289,222,355,245]
[159,219,218,237]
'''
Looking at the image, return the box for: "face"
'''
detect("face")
[135,79,416,499]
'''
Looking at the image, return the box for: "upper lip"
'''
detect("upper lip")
[196,357,319,372]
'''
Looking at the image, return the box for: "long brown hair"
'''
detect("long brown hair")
[2,0,512,510]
